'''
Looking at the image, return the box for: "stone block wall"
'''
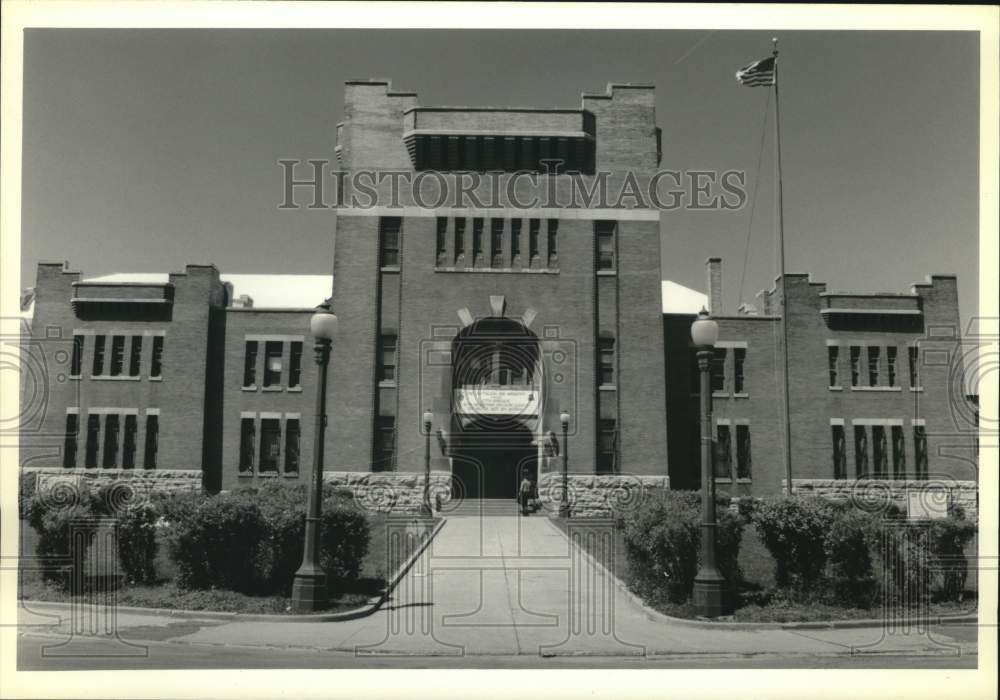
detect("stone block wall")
[786,478,978,521]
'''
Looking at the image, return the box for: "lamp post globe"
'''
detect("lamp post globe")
[558,412,570,518]
[690,307,719,348]
[310,309,339,339]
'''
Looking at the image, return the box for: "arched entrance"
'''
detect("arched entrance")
[450,317,541,500]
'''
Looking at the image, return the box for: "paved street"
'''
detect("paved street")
[16,514,979,669]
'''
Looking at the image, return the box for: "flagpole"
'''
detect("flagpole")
[772,37,794,495]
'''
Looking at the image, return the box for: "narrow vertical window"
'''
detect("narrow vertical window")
[598,336,615,387]
[891,425,906,478]
[867,346,880,387]
[886,346,898,387]
[259,418,281,473]
[546,219,559,267]
[597,419,617,473]
[102,414,120,468]
[490,219,504,268]
[849,346,861,387]
[122,415,137,469]
[832,425,847,479]
[854,425,868,477]
[510,219,522,266]
[150,336,163,378]
[109,336,125,377]
[374,416,396,471]
[379,334,398,382]
[129,336,142,377]
[239,417,255,473]
[528,218,540,266]
[472,217,484,266]
[85,414,100,468]
[710,348,727,393]
[454,218,466,264]
[379,216,401,267]
[908,346,920,388]
[435,217,448,266]
[714,424,732,479]
[285,419,300,474]
[734,348,746,394]
[828,345,839,387]
[92,335,106,376]
[288,341,302,388]
[143,415,158,469]
[736,424,752,479]
[263,341,282,387]
[596,220,616,270]
[63,414,78,469]
[70,335,84,377]
[243,340,258,387]
[913,425,928,478]
[872,425,888,478]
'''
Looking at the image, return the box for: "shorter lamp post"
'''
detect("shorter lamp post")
[422,410,433,517]
[691,308,726,618]
[291,302,338,613]
[559,412,570,518]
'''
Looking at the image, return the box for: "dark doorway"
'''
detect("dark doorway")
[451,421,536,499]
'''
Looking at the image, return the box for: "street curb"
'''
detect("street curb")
[19,517,446,624]
[547,519,979,631]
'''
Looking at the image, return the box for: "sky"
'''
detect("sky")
[20,29,980,325]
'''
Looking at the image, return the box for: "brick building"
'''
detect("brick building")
[19,79,977,514]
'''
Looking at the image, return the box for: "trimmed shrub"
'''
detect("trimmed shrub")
[618,490,742,605]
[751,497,834,590]
[927,516,976,600]
[115,503,159,585]
[825,505,880,607]
[24,494,98,585]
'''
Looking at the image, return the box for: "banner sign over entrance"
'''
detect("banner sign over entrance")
[454,387,538,417]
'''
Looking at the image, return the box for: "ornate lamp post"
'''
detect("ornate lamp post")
[559,412,570,518]
[691,308,726,617]
[291,301,338,613]
[422,410,434,517]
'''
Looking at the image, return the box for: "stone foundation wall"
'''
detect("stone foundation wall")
[536,473,670,518]
[322,470,453,513]
[21,467,203,501]
[786,478,978,521]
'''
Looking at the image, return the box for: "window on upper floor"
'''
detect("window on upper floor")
[867,346,881,387]
[259,418,281,473]
[143,415,158,469]
[436,217,448,266]
[379,334,398,382]
[735,424,752,479]
[854,425,868,478]
[63,413,78,469]
[472,218,484,266]
[263,341,282,388]
[379,217,401,267]
[102,414,120,468]
[547,220,559,267]
[454,218,466,264]
[710,348,727,393]
[150,336,163,378]
[908,346,920,388]
[92,335,106,376]
[734,348,746,394]
[913,425,928,478]
[490,219,504,268]
[123,414,137,469]
[510,219,522,266]
[849,346,861,387]
[828,346,840,387]
[832,425,847,480]
[129,336,142,377]
[70,335,84,377]
[285,419,301,474]
[109,336,125,377]
[239,418,256,473]
[598,336,615,387]
[891,425,906,479]
[289,342,303,389]
[886,346,898,388]
[714,424,732,479]
[871,425,888,478]
[528,219,540,266]
[85,415,100,468]
[595,220,616,271]
[243,341,258,387]
[597,419,618,473]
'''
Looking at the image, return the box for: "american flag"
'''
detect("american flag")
[736,56,776,87]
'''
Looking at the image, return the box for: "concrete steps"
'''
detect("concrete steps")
[442,498,523,517]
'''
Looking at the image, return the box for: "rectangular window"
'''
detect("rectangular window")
[867,346,880,387]
[288,342,302,388]
[832,425,847,479]
[243,340,258,387]
[150,336,163,378]
[102,414,119,468]
[490,219,504,267]
[887,346,898,387]
[379,334,397,382]
[510,219,521,265]
[263,341,282,387]
[598,336,615,387]
[63,414,78,469]
[129,336,142,377]
[85,415,100,468]
[109,336,125,377]
[472,218,484,266]
[546,220,559,266]
[92,335,106,376]
[285,419,300,474]
[872,425,888,478]
[596,220,616,270]
[379,216,401,267]
[122,415,137,469]
[710,348,727,393]
[143,415,158,469]
[454,218,466,263]
[828,346,839,387]
[714,424,733,479]
[908,346,920,388]
[891,425,906,479]
[435,217,448,266]
[736,424,752,479]
[734,348,746,394]
[70,335,84,377]
[259,418,281,472]
[914,426,928,478]
[239,418,255,473]
[528,219,540,265]
[854,425,868,478]
[597,419,617,473]
[849,346,861,387]
[374,416,396,471]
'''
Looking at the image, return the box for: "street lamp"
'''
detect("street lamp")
[691,307,726,618]
[559,412,570,518]
[422,410,434,517]
[291,300,338,613]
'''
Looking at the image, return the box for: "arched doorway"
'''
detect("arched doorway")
[450,317,540,500]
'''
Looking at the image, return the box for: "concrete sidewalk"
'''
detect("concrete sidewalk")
[17,515,978,661]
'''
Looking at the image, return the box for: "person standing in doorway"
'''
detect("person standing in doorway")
[519,470,533,516]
